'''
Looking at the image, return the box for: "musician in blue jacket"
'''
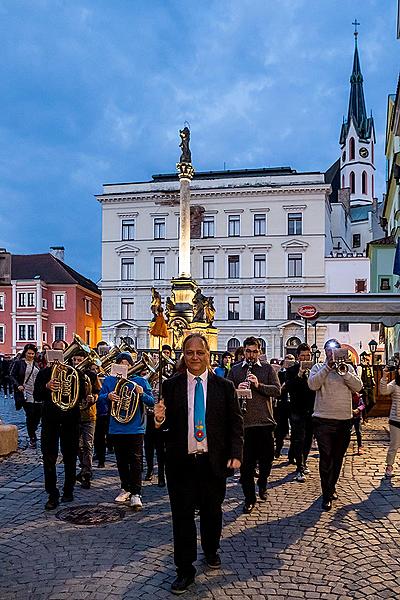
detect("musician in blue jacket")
[97,352,154,510]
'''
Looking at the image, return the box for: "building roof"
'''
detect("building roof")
[11,254,100,295]
[368,234,396,246]
[339,36,374,144]
[151,166,297,182]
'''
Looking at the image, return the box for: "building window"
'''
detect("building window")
[154,217,166,239]
[18,293,26,307]
[254,297,266,320]
[85,298,92,315]
[154,257,165,280]
[349,137,355,160]
[227,337,240,352]
[353,233,361,248]
[54,294,65,310]
[338,323,349,332]
[18,325,26,340]
[362,171,368,195]
[42,332,47,343]
[228,297,239,320]
[0,294,4,310]
[122,219,135,241]
[27,325,35,340]
[121,258,135,281]
[228,255,240,279]
[203,256,214,279]
[228,215,240,237]
[371,323,380,332]
[355,279,367,293]
[254,254,266,278]
[379,277,391,291]
[85,329,91,346]
[121,299,134,321]
[254,214,266,236]
[42,298,48,310]
[350,171,355,194]
[288,253,302,277]
[27,293,35,307]
[0,325,4,343]
[288,213,302,235]
[202,216,215,238]
[54,326,65,341]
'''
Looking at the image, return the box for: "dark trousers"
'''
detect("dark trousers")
[1,378,11,396]
[41,417,79,499]
[23,402,42,441]
[166,454,226,578]
[352,417,362,448]
[112,434,143,495]
[274,401,293,459]
[94,414,109,463]
[290,412,313,473]
[313,417,352,502]
[241,425,274,504]
[144,413,165,478]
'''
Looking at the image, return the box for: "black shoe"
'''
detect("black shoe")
[29,438,37,449]
[205,553,221,569]
[76,472,83,483]
[81,478,91,489]
[243,502,255,514]
[331,490,338,501]
[61,493,74,503]
[97,462,105,468]
[145,470,153,481]
[274,451,281,459]
[288,458,296,465]
[45,497,59,511]
[171,574,195,595]
[259,487,267,501]
[322,499,332,511]
[158,476,166,487]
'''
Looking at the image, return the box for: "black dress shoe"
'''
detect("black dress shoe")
[97,462,105,468]
[76,472,83,482]
[322,499,332,511]
[144,470,153,481]
[81,478,91,489]
[45,497,59,511]
[259,487,267,501]
[61,493,74,503]
[205,553,221,569]
[171,574,195,595]
[243,502,255,514]
[157,477,166,487]
[331,490,338,501]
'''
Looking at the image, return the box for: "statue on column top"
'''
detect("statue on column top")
[179,127,192,163]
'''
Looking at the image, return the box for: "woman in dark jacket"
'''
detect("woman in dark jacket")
[10,344,40,448]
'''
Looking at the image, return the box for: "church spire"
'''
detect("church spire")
[340,22,374,144]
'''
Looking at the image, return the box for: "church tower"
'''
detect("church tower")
[339,24,376,207]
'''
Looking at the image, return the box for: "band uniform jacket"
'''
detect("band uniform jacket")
[161,370,244,478]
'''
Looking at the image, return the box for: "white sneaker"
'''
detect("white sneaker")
[115,490,131,503]
[295,472,306,483]
[303,465,310,475]
[130,494,143,511]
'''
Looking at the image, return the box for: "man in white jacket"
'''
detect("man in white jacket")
[308,339,363,511]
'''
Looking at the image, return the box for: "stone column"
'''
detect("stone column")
[177,162,195,278]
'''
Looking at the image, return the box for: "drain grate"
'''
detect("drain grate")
[56,504,126,526]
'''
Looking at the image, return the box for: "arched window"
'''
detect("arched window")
[286,336,301,351]
[342,174,345,188]
[350,171,355,194]
[349,137,355,160]
[362,171,368,195]
[257,338,266,354]
[227,338,240,352]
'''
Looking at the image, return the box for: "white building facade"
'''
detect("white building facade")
[97,168,332,356]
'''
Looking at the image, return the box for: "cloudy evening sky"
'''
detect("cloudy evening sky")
[0,0,398,281]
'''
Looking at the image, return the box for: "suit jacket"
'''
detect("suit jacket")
[162,370,243,478]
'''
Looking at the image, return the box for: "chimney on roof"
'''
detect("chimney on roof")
[0,249,11,284]
[50,246,65,262]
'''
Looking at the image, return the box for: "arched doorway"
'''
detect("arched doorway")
[227,337,241,353]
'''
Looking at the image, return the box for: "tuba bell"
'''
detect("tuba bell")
[50,333,91,410]
[111,354,157,423]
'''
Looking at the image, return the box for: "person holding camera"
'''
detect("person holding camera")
[10,344,40,448]
[380,365,400,478]
[308,339,362,511]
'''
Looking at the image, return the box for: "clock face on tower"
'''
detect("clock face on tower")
[359,147,369,158]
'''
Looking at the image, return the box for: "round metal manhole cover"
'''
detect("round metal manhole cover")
[56,504,126,526]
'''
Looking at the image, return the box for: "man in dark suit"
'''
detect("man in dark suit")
[155,333,243,595]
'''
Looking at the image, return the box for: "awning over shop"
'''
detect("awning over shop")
[288,294,400,327]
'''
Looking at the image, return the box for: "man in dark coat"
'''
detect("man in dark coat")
[155,333,243,595]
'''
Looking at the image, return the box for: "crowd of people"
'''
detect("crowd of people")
[1,334,399,595]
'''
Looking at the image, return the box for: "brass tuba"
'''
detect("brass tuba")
[111,354,156,423]
[50,334,91,410]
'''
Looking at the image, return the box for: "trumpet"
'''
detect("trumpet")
[332,349,349,376]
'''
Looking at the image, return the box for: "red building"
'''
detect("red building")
[0,247,101,354]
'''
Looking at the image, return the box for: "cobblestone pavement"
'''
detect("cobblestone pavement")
[1,393,400,600]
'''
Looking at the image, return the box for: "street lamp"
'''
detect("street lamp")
[314,348,321,362]
[368,339,378,365]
